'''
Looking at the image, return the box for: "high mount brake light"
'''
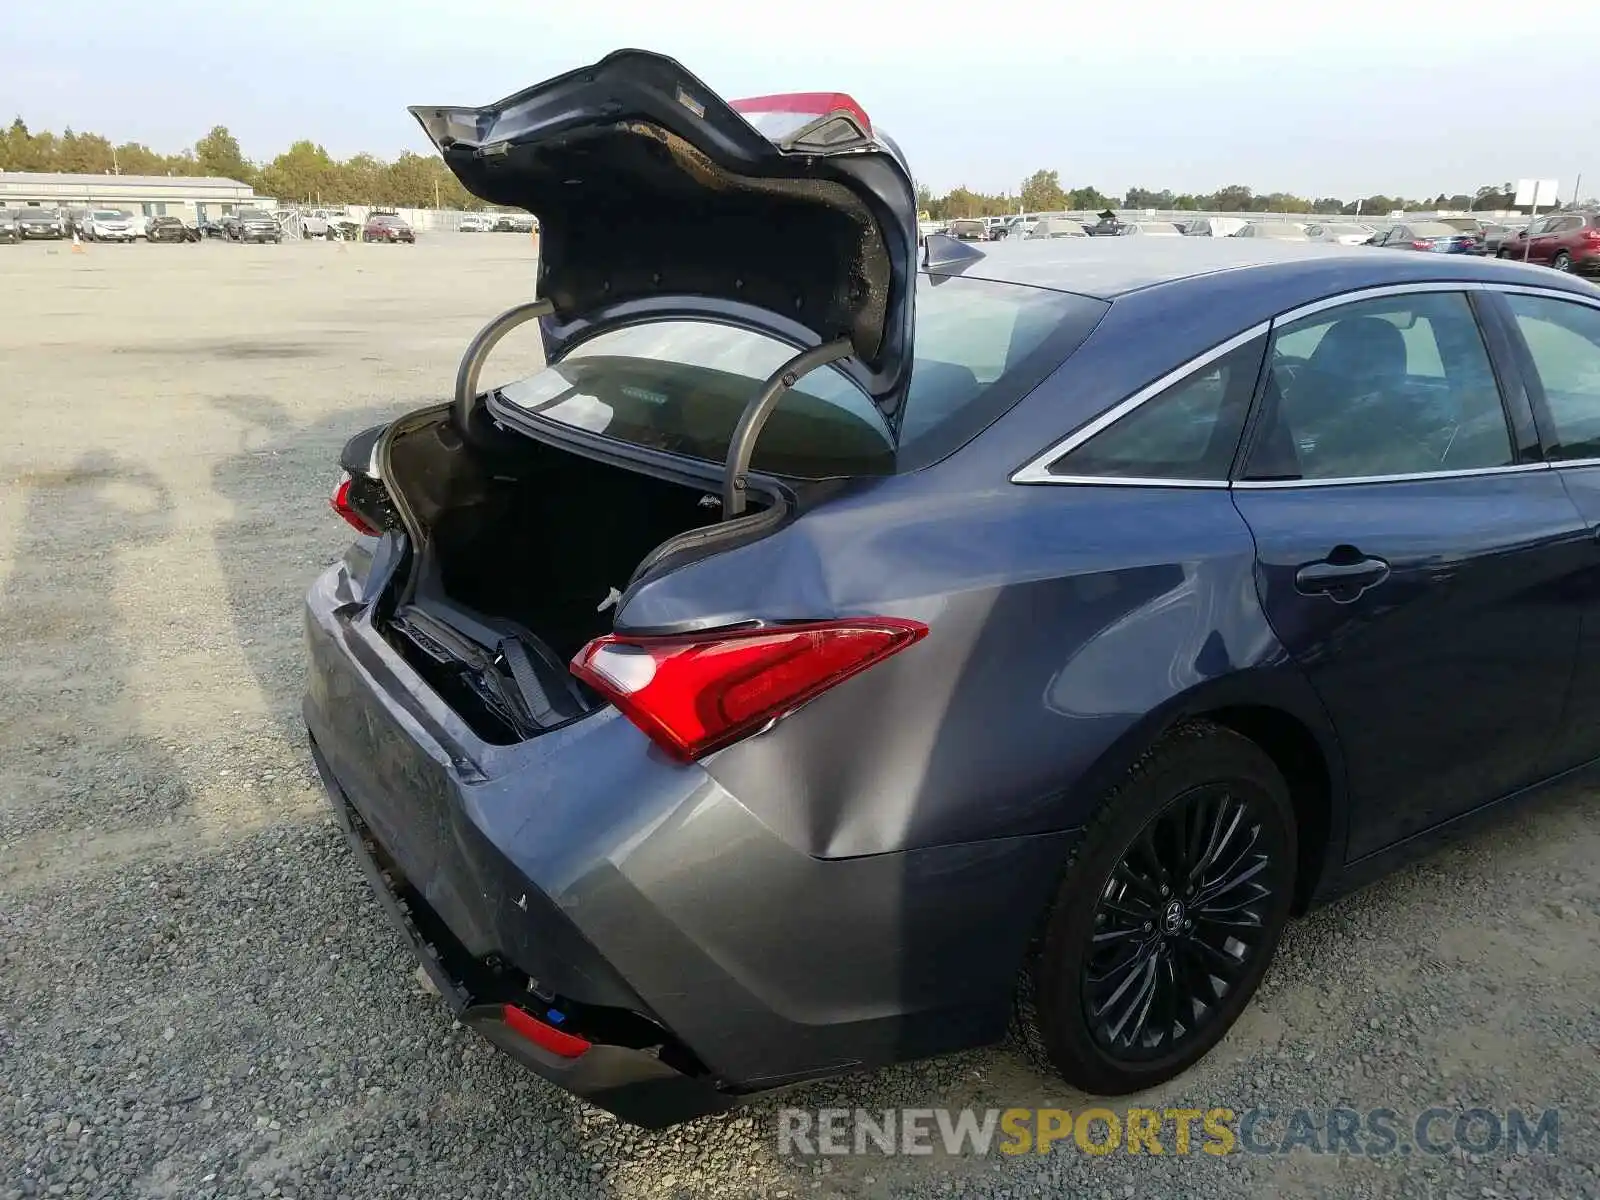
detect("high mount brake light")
[571,618,928,761]
[330,473,379,535]
[729,91,873,151]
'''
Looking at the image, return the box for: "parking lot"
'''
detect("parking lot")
[2,236,1599,1200]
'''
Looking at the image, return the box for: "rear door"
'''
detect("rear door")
[1490,286,1600,767]
[1527,217,1564,265]
[1231,285,1588,860]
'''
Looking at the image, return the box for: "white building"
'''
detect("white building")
[0,171,261,223]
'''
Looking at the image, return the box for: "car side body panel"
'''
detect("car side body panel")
[622,477,1290,858]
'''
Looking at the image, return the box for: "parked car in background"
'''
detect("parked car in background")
[1305,222,1376,246]
[492,212,537,233]
[1027,216,1088,239]
[1233,222,1309,241]
[1436,217,1489,244]
[946,218,989,241]
[146,215,200,243]
[198,214,230,239]
[1184,216,1249,238]
[14,208,66,239]
[225,209,284,243]
[1087,211,1128,236]
[362,214,416,243]
[1371,221,1481,255]
[1479,223,1520,256]
[459,213,496,233]
[0,210,18,243]
[1123,221,1184,236]
[1496,212,1600,275]
[302,208,355,240]
[82,209,138,242]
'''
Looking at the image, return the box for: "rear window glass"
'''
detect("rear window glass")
[495,275,1107,477]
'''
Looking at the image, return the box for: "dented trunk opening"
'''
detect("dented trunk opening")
[374,406,776,745]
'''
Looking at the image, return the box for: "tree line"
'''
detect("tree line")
[5,120,1589,217]
[1,119,483,209]
[924,170,1593,219]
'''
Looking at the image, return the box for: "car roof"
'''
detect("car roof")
[926,236,1589,302]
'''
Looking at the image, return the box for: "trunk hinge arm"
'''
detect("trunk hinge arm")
[722,337,854,517]
[454,298,557,429]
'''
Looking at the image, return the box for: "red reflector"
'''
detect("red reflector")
[330,474,379,535]
[730,91,871,131]
[571,618,928,761]
[500,1003,590,1058]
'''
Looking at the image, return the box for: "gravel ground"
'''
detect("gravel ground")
[2,235,1598,1200]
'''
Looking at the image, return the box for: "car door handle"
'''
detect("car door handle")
[1295,553,1390,601]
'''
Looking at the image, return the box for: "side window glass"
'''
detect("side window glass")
[1244,292,1513,481]
[1505,294,1600,459]
[1047,336,1266,481]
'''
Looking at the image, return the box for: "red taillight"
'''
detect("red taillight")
[571,618,928,761]
[1582,228,1600,244]
[330,473,379,535]
[729,92,872,150]
[500,1004,590,1058]
[1411,240,1433,249]
[731,91,871,129]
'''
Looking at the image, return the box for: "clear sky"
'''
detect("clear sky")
[4,0,1597,201]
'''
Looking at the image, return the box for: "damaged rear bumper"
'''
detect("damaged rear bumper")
[312,741,734,1127]
[302,559,1076,1126]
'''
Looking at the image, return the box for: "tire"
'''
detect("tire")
[1553,251,1573,273]
[1497,249,1510,259]
[1013,720,1296,1096]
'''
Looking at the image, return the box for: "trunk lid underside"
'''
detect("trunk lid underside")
[409,47,920,423]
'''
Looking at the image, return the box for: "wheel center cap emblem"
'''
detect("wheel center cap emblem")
[1162,899,1185,934]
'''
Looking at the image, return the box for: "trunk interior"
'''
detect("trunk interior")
[377,411,767,744]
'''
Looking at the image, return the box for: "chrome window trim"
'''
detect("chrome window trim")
[1268,279,1486,326]
[1491,283,1600,312]
[1009,322,1270,485]
[1026,475,1231,490]
[1232,462,1551,490]
[1010,281,1600,490]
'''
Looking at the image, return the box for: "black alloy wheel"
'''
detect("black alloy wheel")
[1083,783,1282,1060]
[1014,721,1296,1095]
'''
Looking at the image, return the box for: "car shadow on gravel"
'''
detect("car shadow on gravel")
[206,392,411,744]
[0,450,197,855]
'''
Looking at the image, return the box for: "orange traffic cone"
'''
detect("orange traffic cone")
[71,230,86,254]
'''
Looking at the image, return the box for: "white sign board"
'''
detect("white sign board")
[1514,179,1560,207]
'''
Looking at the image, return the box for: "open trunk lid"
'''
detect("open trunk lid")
[410,48,920,422]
